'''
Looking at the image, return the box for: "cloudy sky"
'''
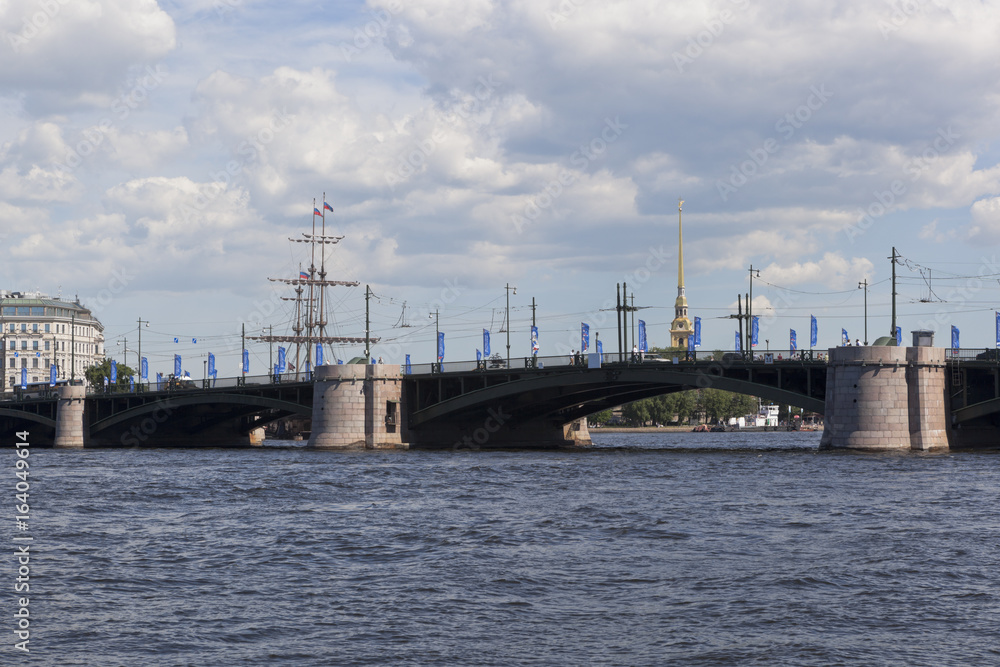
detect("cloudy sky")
[2,0,1000,371]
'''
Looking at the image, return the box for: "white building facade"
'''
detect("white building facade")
[0,291,105,390]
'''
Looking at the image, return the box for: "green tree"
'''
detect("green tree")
[621,400,651,426]
[85,358,136,392]
[588,409,613,426]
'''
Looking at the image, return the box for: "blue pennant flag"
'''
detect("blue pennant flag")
[790,329,797,352]
[996,312,1000,346]
[21,368,27,389]
[735,331,741,351]
[405,354,411,374]
[476,349,482,362]
[437,332,445,362]
[49,364,57,387]
[895,326,901,347]
[174,354,181,376]
[951,325,960,349]
[694,316,702,347]
[531,326,539,355]
[111,359,118,383]
[156,372,163,390]
[483,329,491,357]
[810,315,818,348]
[278,346,287,373]
[751,316,759,348]
[687,335,694,352]
[597,339,603,355]
[638,320,647,353]
[208,353,216,378]
[141,357,148,380]
[842,328,849,346]
[129,376,134,392]
[581,323,590,352]
[316,344,324,366]
[242,348,250,373]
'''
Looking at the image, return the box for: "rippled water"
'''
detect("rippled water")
[10,432,1000,665]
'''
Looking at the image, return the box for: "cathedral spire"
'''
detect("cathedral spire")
[670,198,693,349]
[677,198,685,301]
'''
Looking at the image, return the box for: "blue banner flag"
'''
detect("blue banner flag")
[951,325,960,349]
[278,346,286,373]
[174,354,181,376]
[694,316,702,347]
[842,328,849,345]
[49,364,57,387]
[895,326,901,347]
[581,323,590,352]
[21,368,27,389]
[141,356,148,380]
[483,329,491,357]
[437,332,445,362]
[316,344,324,366]
[242,348,250,373]
[638,320,647,352]
[687,335,694,352]
[111,359,118,383]
[531,326,539,355]
[996,312,1000,346]
[129,376,134,392]
[597,339,603,355]
[477,349,482,362]
[208,353,216,378]
[810,315,818,348]
[735,331,741,351]
[156,372,163,390]
[790,329,797,352]
[751,316,759,347]
[405,354,411,374]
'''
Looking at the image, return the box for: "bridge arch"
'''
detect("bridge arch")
[0,408,56,429]
[89,393,312,434]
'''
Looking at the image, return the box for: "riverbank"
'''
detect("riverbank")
[594,425,824,433]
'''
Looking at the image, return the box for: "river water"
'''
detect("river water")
[8,431,1000,666]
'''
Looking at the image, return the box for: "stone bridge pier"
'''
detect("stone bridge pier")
[308,364,407,449]
[54,383,88,448]
[820,345,949,450]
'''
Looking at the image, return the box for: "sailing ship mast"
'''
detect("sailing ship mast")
[250,196,377,377]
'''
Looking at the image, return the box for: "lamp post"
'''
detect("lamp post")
[748,265,760,353]
[858,279,869,346]
[137,317,148,388]
[431,308,439,372]
[505,283,517,368]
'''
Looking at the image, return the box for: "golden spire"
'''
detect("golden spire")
[678,198,685,292]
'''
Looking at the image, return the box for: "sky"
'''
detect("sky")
[2,0,1000,373]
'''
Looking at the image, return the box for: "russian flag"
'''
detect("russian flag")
[313,207,321,216]
[299,270,309,280]
[323,202,334,212]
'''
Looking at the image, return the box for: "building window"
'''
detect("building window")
[20,359,26,368]
[32,324,38,333]
[20,341,26,350]
[44,341,50,351]
[32,341,38,351]
[20,324,26,333]
[7,324,12,333]
[7,359,13,368]
[31,359,37,368]
[44,324,50,333]
[7,341,13,350]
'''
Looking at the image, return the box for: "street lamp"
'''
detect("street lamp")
[137,317,149,388]
[505,283,517,368]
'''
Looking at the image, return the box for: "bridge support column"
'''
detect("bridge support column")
[308,364,407,450]
[820,346,949,450]
[54,384,88,448]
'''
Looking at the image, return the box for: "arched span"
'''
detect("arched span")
[411,367,824,426]
[0,408,56,429]
[89,393,312,434]
[953,397,1000,424]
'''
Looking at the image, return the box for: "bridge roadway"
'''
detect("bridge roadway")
[1,350,998,447]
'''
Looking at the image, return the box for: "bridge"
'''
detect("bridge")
[2,348,999,448]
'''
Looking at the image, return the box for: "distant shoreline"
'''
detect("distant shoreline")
[593,425,823,433]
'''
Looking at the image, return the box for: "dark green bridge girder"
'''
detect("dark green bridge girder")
[0,407,56,429]
[408,363,828,428]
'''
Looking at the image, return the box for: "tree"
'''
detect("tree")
[621,400,651,426]
[85,358,136,392]
[588,409,613,426]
